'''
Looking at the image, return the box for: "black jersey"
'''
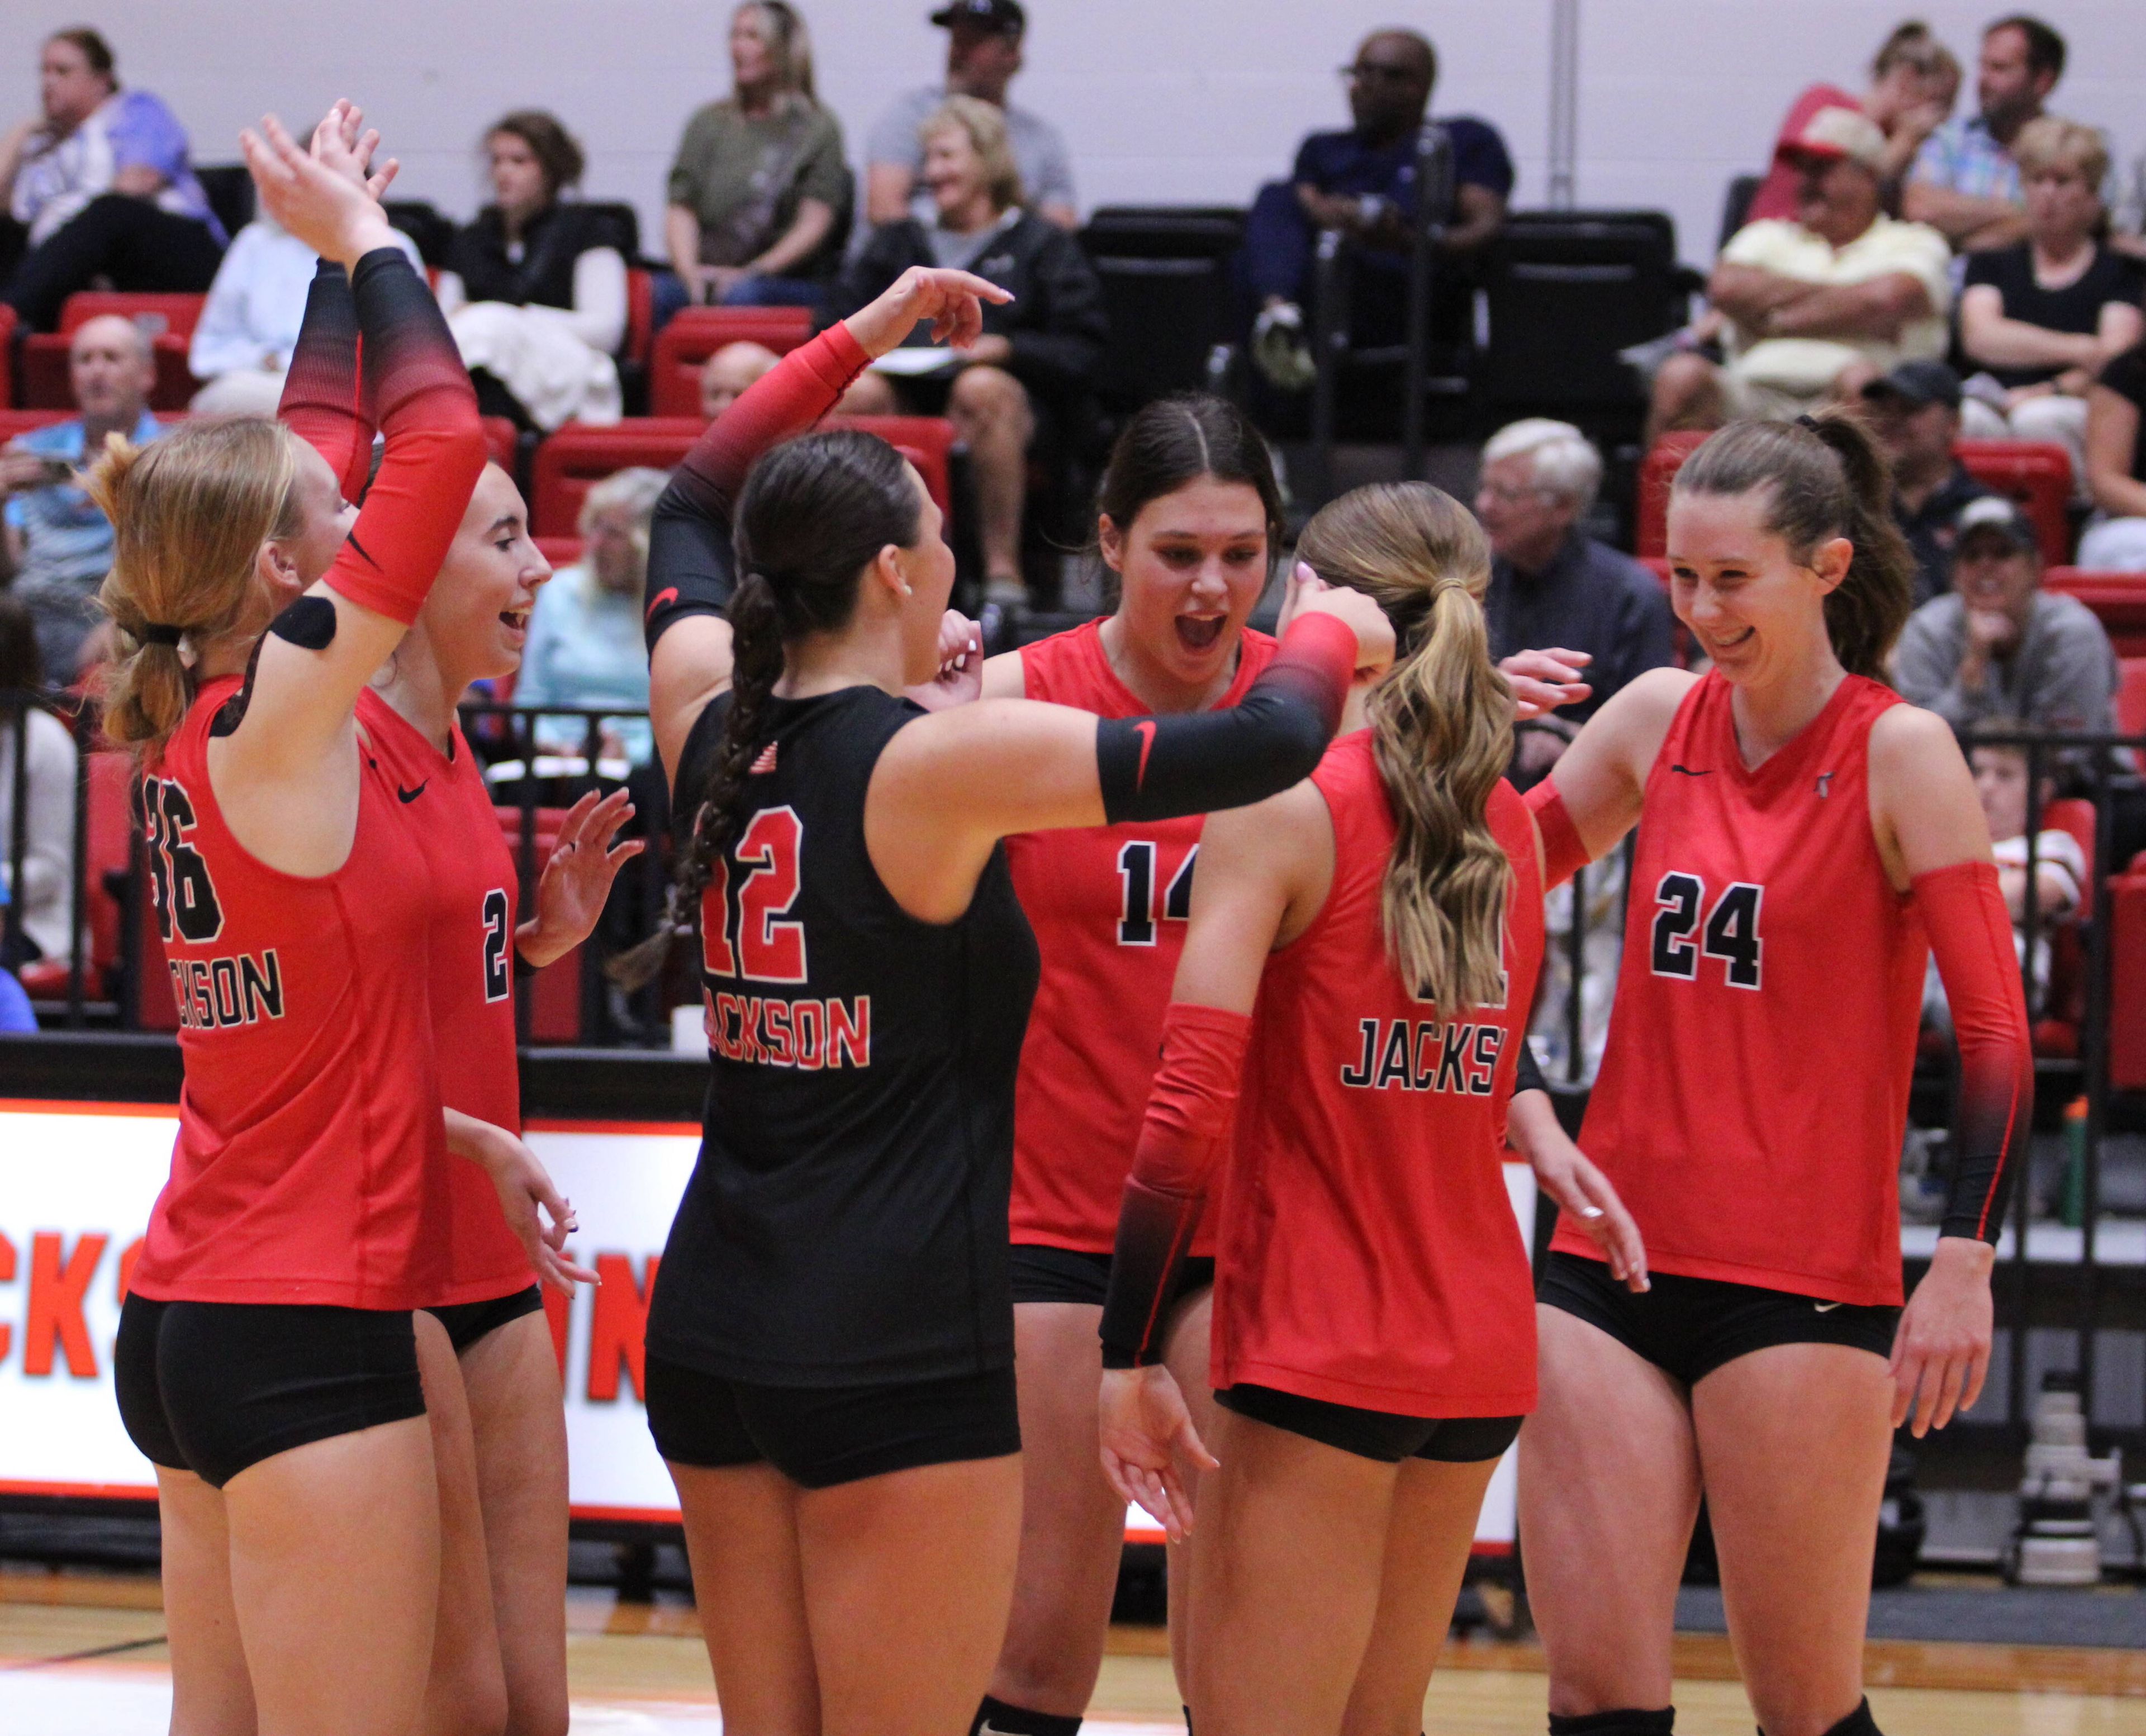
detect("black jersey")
[647,685,1042,1386]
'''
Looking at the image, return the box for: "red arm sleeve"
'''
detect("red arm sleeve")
[278,258,374,504]
[1099,1004,1252,1368]
[320,249,486,627]
[1525,777,1592,891]
[1916,860,2034,1243]
[643,322,873,648]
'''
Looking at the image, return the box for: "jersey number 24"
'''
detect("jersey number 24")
[1650,872,1763,990]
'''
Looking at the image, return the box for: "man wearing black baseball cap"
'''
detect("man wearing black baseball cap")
[1861,358,1993,603]
[1894,493,2120,751]
[863,0,1077,231]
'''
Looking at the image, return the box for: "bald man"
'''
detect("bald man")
[0,312,161,679]
[1243,27,1513,392]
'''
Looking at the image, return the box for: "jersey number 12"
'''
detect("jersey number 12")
[703,806,809,984]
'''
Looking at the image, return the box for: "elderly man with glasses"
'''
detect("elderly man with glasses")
[1241,27,1512,391]
[1475,418,1675,779]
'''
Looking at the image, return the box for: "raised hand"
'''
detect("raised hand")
[240,110,400,269]
[519,788,645,969]
[844,265,1014,359]
[905,610,985,712]
[1501,646,1594,721]
[1292,583,1397,683]
[310,98,398,202]
[1099,1363,1218,1544]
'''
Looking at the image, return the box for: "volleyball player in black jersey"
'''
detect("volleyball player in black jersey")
[635,266,1392,1734]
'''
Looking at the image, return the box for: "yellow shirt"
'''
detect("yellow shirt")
[1720,214,1952,393]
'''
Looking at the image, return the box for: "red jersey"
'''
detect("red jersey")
[1213,734,1542,1416]
[1006,620,1276,1252]
[357,689,533,1305]
[1563,672,1927,1306]
[129,677,452,1308]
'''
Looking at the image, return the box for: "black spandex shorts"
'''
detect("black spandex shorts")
[426,1285,545,1354]
[115,1293,426,1489]
[1008,1242,1217,1310]
[1538,1250,1901,1388]
[643,1356,1020,1490]
[1216,1382,1523,1464]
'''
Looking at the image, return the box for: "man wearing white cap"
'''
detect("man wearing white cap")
[1649,105,1951,435]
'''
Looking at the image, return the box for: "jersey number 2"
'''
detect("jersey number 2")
[704,806,808,983]
[1650,872,1763,990]
[481,889,511,1002]
[143,777,225,944]
[1118,841,1195,947]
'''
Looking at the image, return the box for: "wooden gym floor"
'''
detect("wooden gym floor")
[3,1566,2143,1733]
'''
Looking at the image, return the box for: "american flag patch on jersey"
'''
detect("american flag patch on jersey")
[750,743,778,775]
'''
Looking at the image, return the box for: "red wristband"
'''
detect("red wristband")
[1525,778,1590,890]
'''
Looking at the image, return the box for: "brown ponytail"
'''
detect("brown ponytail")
[1672,411,1914,681]
[610,429,921,991]
[1296,482,1513,1011]
[87,418,305,761]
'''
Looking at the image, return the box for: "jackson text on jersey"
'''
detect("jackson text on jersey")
[697,805,871,1069]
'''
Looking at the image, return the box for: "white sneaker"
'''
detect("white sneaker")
[1252,302,1317,392]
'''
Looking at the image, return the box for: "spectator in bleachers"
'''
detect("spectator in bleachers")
[1957,119,2143,488]
[1244,27,1512,392]
[188,192,423,415]
[515,467,667,765]
[436,111,627,431]
[831,96,1105,607]
[1474,418,1674,779]
[1648,107,1949,439]
[1903,13,2064,252]
[699,339,779,418]
[2081,342,2146,569]
[0,28,224,331]
[1893,496,2119,744]
[663,2,850,312]
[0,592,75,974]
[863,0,1076,233]
[1748,21,1960,226]
[1862,359,1995,604]
[0,315,159,681]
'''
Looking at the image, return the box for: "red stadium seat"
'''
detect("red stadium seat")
[649,306,814,418]
[481,415,519,474]
[2041,569,2146,658]
[2120,659,2146,738]
[16,744,135,1006]
[1635,434,2072,567]
[530,418,704,537]
[535,536,584,569]
[529,413,957,540]
[623,268,657,371]
[22,292,208,411]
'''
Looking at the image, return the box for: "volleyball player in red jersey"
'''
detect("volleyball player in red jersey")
[965,397,1600,1736]
[636,267,1392,1735]
[1093,481,1642,1736]
[91,108,554,1736]
[1515,415,2033,1736]
[278,221,637,1733]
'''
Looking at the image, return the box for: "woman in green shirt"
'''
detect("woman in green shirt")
[663,1,852,311]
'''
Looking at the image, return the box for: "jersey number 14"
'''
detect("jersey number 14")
[1650,872,1763,990]
[1117,841,1195,947]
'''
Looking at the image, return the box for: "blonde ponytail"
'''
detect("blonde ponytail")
[1297,483,1513,1010]
[87,418,305,761]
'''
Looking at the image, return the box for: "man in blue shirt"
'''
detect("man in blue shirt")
[1243,28,1513,390]
[0,314,159,681]
[1904,14,2064,253]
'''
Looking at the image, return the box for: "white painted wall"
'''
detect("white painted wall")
[1,2,2140,267]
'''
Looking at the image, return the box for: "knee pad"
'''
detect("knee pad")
[1548,1711,1674,1736]
[971,1696,1081,1736]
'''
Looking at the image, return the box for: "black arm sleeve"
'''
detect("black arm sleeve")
[1095,613,1354,825]
[1513,1038,1549,1098]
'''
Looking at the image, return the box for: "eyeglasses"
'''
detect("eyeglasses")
[1340,63,1418,86]
[1478,482,1551,506]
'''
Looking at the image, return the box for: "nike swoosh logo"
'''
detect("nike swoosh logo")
[1132,720,1157,791]
[1669,764,1713,777]
[645,586,678,623]
[1813,1301,1841,1312]
[346,528,381,571]
[398,781,429,803]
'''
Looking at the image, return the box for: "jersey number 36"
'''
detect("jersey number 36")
[142,776,225,945]
[1650,871,1762,990]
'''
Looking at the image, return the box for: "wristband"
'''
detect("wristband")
[1525,777,1591,891]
